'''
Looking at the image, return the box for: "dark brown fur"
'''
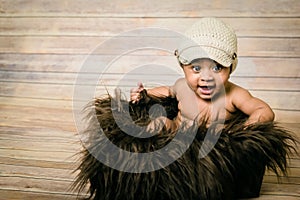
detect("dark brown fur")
[73,90,298,200]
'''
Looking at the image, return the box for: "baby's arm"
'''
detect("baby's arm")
[130,82,173,103]
[147,86,173,97]
[231,84,275,125]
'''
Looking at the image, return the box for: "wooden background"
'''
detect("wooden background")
[0,0,299,199]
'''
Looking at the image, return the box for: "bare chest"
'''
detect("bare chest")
[177,96,236,122]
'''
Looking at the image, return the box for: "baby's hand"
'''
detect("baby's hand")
[130,82,144,103]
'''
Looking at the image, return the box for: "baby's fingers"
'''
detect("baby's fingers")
[130,82,144,103]
[130,91,141,103]
[137,82,144,92]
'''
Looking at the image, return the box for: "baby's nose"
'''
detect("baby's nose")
[200,70,213,81]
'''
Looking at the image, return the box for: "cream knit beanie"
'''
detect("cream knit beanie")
[175,17,238,73]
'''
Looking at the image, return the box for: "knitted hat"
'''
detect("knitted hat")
[175,17,238,72]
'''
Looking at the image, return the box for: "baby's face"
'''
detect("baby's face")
[182,58,230,100]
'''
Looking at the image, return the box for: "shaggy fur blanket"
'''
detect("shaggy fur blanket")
[73,90,297,200]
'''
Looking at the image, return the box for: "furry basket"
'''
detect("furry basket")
[73,90,297,200]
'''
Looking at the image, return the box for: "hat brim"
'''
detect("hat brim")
[177,46,233,68]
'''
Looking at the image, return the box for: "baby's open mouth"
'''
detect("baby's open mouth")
[199,85,215,95]
[200,85,215,90]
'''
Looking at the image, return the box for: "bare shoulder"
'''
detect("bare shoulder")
[227,82,251,96]
[228,81,269,109]
[227,82,275,123]
[174,78,186,87]
[226,82,253,105]
[171,78,186,95]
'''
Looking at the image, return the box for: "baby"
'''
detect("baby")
[74,18,296,200]
[131,18,274,128]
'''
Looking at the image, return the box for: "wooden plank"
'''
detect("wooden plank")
[250,91,300,111]
[0,156,76,170]
[273,110,300,124]
[0,99,76,132]
[264,174,300,185]
[234,57,300,78]
[255,196,300,200]
[1,71,299,91]
[0,126,77,140]
[237,38,300,58]
[231,77,300,91]
[0,176,77,196]
[0,134,78,147]
[0,104,75,124]
[0,139,79,152]
[0,128,78,143]
[267,168,300,178]
[0,118,75,133]
[0,54,299,78]
[0,82,75,100]
[0,164,76,181]
[0,126,80,151]
[0,17,299,38]
[268,123,300,136]
[260,182,300,196]
[0,0,299,17]
[0,36,299,57]
[0,148,75,162]
[0,96,72,110]
[0,110,76,132]
[0,189,82,200]
[0,53,88,73]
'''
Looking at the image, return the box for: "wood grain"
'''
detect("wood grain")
[1,0,299,17]
[0,18,299,37]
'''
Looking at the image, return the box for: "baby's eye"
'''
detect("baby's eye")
[192,65,201,72]
[212,65,223,72]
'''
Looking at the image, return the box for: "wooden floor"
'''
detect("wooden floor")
[0,0,299,199]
